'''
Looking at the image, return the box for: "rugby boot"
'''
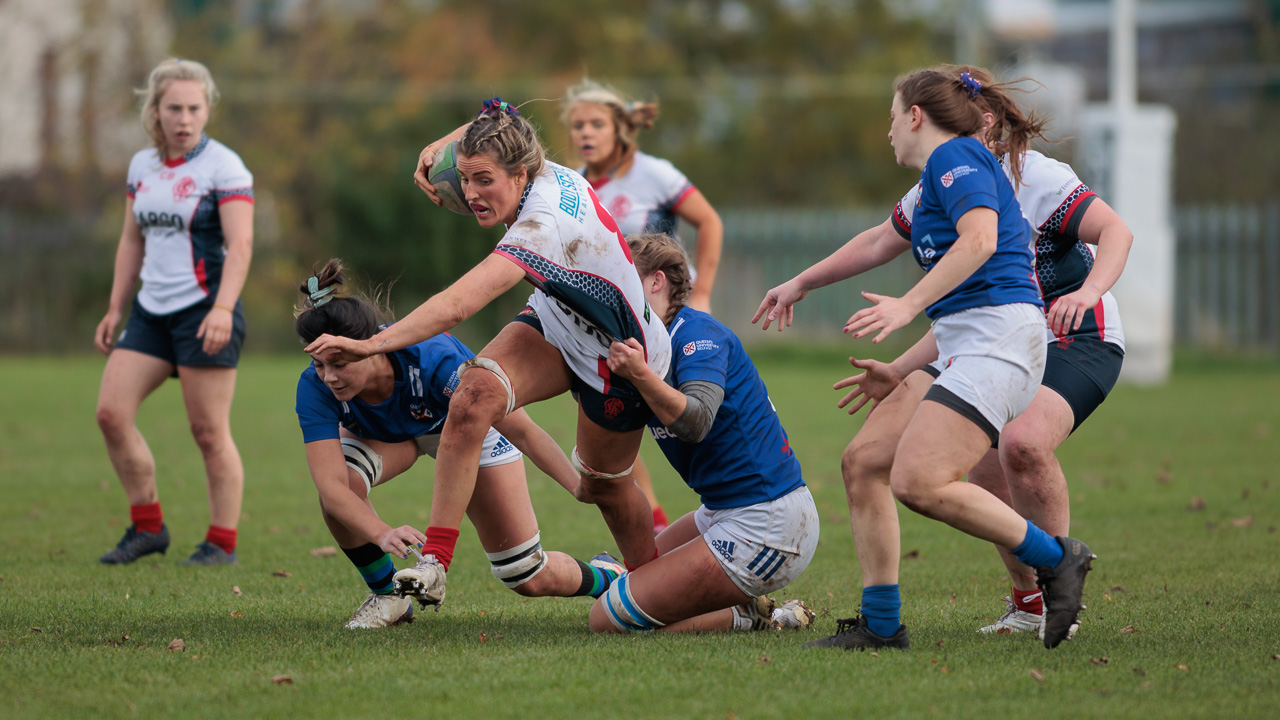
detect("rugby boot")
[345,592,415,629]
[771,599,816,630]
[803,614,910,651]
[732,595,778,631]
[180,541,238,566]
[100,524,170,564]
[393,553,448,610]
[1035,536,1095,649]
[978,597,1079,639]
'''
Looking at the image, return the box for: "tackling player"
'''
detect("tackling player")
[295,260,622,628]
[595,234,817,634]
[305,99,671,611]
[95,58,253,566]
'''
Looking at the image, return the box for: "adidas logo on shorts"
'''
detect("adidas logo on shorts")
[711,539,735,563]
[490,437,515,458]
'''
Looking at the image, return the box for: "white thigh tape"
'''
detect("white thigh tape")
[341,437,383,494]
[486,532,547,589]
[571,446,634,480]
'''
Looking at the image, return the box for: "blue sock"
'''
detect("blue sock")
[343,543,397,595]
[860,584,902,638]
[1012,520,1064,569]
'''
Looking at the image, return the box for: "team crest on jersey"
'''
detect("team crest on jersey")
[603,397,625,418]
[608,195,631,221]
[682,339,720,356]
[941,165,977,188]
[173,176,197,202]
[409,401,433,421]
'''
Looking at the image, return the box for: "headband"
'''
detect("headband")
[306,276,335,307]
[480,97,520,118]
[959,72,983,98]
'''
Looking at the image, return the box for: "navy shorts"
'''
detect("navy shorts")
[116,296,246,369]
[1042,335,1124,433]
[511,308,653,433]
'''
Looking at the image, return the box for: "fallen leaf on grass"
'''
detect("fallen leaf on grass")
[1028,669,1045,683]
[1111,585,1126,593]
[727,711,738,720]
[1133,668,1146,677]
[1271,654,1279,661]
[230,611,243,618]
[479,633,489,644]
[903,550,921,560]
[30,627,42,633]
[996,627,1013,636]
[1187,496,1206,511]
[309,546,338,558]
[1138,681,1153,689]
[1120,625,1137,634]
[757,655,771,665]
[293,526,310,534]
[232,586,242,596]
[268,526,281,535]
[869,652,879,658]
[930,658,938,665]
[1176,664,1189,671]
[1230,516,1254,528]
[949,594,956,603]
[1242,488,1250,499]
[272,675,293,685]
[168,638,185,651]
[935,640,945,648]
[1090,657,1109,665]
[271,570,292,578]
[1155,468,1172,485]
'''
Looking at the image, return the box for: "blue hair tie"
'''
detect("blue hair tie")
[960,72,982,98]
[480,97,520,118]
[307,276,335,307]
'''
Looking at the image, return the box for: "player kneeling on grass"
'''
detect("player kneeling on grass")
[294,260,623,628]
[589,234,818,634]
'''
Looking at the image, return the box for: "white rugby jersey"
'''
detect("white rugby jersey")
[579,152,695,237]
[494,160,671,394]
[126,134,254,315]
[891,150,1124,350]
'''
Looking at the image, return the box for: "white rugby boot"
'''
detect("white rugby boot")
[771,598,816,630]
[345,592,415,629]
[393,553,448,610]
[978,597,1079,639]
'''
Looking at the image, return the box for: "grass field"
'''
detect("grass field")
[1,348,1278,719]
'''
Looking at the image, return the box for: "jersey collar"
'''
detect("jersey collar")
[162,133,210,168]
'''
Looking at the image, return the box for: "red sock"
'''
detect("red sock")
[130,503,163,535]
[651,506,669,532]
[1012,585,1044,615]
[205,525,237,555]
[423,526,460,571]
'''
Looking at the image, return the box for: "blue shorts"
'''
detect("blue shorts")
[116,296,246,369]
[511,309,653,433]
[1042,335,1124,433]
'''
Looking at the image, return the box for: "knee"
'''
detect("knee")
[841,437,894,498]
[447,382,506,432]
[589,599,615,633]
[189,419,228,456]
[1000,433,1054,479]
[95,404,128,439]
[889,466,934,516]
[575,474,623,505]
[510,571,555,598]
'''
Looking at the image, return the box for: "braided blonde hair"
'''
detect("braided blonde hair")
[458,109,546,181]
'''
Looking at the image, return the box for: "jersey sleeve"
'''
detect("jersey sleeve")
[212,147,254,205]
[931,143,999,225]
[652,157,696,211]
[296,370,342,443]
[424,335,473,403]
[669,316,730,389]
[1018,154,1097,239]
[891,184,919,240]
[125,151,146,199]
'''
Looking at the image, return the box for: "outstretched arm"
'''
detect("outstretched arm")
[834,330,938,415]
[492,408,580,496]
[305,254,526,361]
[753,218,910,331]
[304,440,426,558]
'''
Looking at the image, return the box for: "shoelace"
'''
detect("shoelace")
[833,616,864,634]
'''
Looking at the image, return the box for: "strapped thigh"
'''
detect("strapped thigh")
[486,532,548,589]
[341,437,384,494]
[601,573,665,633]
[458,357,516,417]
[571,446,634,480]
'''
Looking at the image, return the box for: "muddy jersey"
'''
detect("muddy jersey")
[126,134,254,315]
[494,160,671,394]
[296,333,471,445]
[892,149,1124,350]
[579,152,695,237]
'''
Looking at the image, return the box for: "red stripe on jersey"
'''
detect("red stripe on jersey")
[163,156,187,168]
[670,185,697,211]
[194,257,209,294]
[217,193,254,206]
[597,357,612,394]
[1060,189,1097,229]
[1093,297,1106,342]
[891,203,912,239]
[588,176,612,191]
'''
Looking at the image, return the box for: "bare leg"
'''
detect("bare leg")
[574,413,654,569]
[842,370,932,588]
[177,366,243,528]
[95,349,173,506]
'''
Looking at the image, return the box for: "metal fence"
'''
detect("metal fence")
[703,203,1280,353]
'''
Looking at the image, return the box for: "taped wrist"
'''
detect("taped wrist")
[666,380,725,443]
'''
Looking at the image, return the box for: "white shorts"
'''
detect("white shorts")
[927,303,1047,441]
[412,426,523,470]
[695,487,819,597]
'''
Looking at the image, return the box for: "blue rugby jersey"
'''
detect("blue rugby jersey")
[296,333,472,444]
[907,136,1041,320]
[647,307,804,509]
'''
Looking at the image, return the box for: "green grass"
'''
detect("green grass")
[2,350,1278,719]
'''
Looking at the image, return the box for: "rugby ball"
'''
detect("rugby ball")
[429,140,472,216]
